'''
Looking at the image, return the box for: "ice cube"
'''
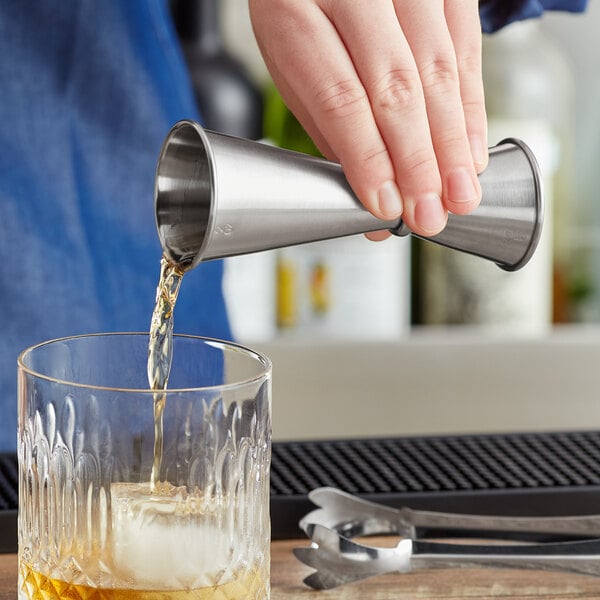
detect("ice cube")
[110,482,236,589]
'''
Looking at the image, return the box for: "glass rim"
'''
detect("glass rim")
[17,332,272,394]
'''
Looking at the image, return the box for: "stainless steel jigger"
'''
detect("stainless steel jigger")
[154,120,543,272]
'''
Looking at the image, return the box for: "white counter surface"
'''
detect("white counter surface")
[251,325,600,441]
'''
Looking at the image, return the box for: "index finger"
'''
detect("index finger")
[251,0,406,224]
[329,0,452,235]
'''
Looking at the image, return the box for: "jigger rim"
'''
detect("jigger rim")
[496,137,544,272]
[154,120,217,271]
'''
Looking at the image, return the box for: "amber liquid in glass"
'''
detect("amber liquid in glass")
[19,258,269,600]
[20,563,267,599]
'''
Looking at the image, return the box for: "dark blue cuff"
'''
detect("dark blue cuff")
[480,0,588,33]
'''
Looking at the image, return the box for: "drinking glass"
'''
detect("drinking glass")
[17,333,272,600]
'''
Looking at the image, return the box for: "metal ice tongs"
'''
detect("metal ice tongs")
[294,487,600,589]
[299,487,600,541]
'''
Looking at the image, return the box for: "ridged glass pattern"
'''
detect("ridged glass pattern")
[18,334,271,600]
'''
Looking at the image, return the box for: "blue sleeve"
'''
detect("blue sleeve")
[0,0,231,450]
[480,0,589,33]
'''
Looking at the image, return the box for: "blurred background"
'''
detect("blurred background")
[171,0,600,440]
[187,0,600,341]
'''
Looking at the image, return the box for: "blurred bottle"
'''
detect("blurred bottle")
[170,0,263,139]
[276,249,298,330]
[170,0,275,341]
[415,20,572,334]
[264,85,411,340]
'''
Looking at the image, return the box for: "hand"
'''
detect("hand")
[249,0,488,239]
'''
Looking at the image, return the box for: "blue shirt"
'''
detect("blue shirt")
[0,1,231,450]
[480,0,588,32]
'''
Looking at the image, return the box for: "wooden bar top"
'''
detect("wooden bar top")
[3,538,600,599]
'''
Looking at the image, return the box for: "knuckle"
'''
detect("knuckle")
[457,50,481,78]
[360,145,390,166]
[373,69,421,114]
[462,97,486,122]
[436,129,468,150]
[419,56,459,94]
[400,146,438,176]
[315,79,368,118]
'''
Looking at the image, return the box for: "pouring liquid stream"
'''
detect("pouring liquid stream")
[147,256,184,490]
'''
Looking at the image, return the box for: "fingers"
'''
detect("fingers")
[249,0,486,237]
[328,0,448,234]
[365,230,392,242]
[251,0,404,225]
[444,0,489,174]
[391,0,483,218]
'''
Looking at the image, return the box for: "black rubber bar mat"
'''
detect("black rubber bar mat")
[4,431,600,551]
[270,430,600,539]
[0,452,17,553]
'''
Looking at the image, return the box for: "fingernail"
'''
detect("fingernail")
[469,135,488,170]
[446,167,480,205]
[414,193,447,234]
[378,180,403,219]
